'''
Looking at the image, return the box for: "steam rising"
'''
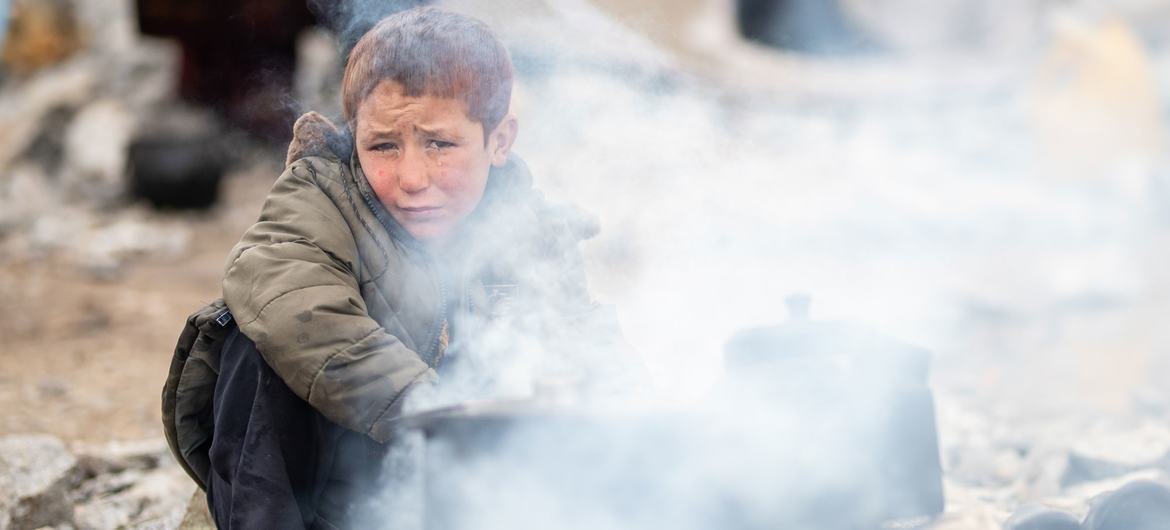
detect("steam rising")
[317,1,1170,528]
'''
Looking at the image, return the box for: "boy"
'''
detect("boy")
[197,7,621,528]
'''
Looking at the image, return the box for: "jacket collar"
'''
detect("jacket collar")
[349,150,426,252]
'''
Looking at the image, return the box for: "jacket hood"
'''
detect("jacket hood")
[285,111,352,166]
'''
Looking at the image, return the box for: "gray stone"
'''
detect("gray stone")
[1061,452,1136,488]
[1084,479,1170,530]
[61,99,135,203]
[72,496,143,530]
[72,469,144,506]
[73,438,168,479]
[1003,505,1082,530]
[71,465,192,530]
[0,163,56,236]
[70,440,194,530]
[0,435,80,530]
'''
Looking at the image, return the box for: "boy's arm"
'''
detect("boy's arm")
[222,159,432,443]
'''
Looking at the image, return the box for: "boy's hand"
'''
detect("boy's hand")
[369,369,439,442]
[401,370,442,413]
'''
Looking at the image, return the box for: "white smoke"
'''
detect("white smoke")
[310,0,1170,528]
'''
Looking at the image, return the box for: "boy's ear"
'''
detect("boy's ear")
[488,114,519,167]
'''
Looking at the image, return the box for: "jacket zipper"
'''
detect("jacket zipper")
[358,183,448,368]
[427,265,448,367]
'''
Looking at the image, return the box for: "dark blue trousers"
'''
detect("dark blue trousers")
[206,328,345,530]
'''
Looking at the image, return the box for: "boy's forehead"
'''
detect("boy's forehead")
[356,80,478,134]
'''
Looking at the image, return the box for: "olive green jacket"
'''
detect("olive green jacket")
[222,112,602,443]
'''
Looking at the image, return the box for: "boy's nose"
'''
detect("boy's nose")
[398,149,430,193]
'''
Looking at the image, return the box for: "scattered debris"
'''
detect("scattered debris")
[0,435,194,530]
[62,99,136,204]
[0,1,202,272]
[1004,504,1082,530]
[0,434,80,530]
[1,205,192,279]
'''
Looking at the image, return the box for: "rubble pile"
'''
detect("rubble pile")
[0,434,194,530]
[934,393,1170,527]
[0,0,215,275]
[0,435,77,530]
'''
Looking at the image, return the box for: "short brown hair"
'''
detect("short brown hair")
[341,7,513,137]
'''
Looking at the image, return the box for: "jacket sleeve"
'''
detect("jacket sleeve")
[222,159,432,442]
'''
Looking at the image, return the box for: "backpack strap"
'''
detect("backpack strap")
[162,298,235,490]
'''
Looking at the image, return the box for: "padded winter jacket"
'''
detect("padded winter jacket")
[220,112,607,443]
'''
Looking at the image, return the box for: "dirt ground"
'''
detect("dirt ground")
[0,160,278,443]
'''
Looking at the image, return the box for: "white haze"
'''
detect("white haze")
[305,0,1170,528]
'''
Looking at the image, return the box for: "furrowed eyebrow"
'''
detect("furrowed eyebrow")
[414,124,462,140]
[361,129,402,142]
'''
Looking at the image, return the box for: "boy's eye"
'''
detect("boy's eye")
[370,142,398,152]
[426,139,455,151]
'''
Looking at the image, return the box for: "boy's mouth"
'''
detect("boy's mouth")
[397,205,444,221]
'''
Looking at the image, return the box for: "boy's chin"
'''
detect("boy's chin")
[402,221,458,244]
[392,210,477,246]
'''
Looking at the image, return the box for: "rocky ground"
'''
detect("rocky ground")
[0,160,276,530]
[0,435,197,530]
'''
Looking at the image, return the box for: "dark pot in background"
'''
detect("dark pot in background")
[127,134,227,209]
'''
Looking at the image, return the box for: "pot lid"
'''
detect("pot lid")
[723,294,930,381]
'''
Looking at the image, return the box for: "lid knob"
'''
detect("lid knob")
[785,293,811,321]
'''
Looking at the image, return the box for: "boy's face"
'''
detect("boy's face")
[355,80,516,243]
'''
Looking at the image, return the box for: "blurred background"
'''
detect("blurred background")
[1,0,1170,528]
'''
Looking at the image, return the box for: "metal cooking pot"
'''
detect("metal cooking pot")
[392,395,939,528]
[380,296,943,529]
[721,294,945,522]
